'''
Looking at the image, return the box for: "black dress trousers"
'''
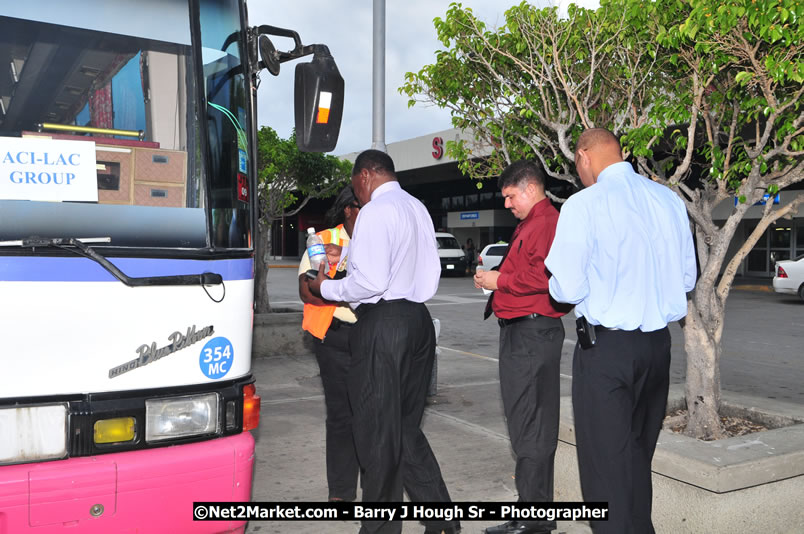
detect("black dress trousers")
[498,316,564,530]
[314,322,360,501]
[571,327,671,534]
[348,300,457,534]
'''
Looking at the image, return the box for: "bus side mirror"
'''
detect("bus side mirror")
[294,49,344,153]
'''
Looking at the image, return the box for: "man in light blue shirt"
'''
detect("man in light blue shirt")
[545,129,696,534]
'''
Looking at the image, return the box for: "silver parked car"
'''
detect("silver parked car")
[477,243,508,271]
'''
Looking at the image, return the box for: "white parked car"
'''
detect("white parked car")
[435,232,467,276]
[477,243,508,271]
[773,254,804,301]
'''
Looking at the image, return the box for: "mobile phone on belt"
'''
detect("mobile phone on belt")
[576,317,597,349]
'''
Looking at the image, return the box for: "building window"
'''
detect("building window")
[747,249,766,272]
[479,192,494,209]
[465,193,479,209]
[770,225,791,248]
[450,196,465,210]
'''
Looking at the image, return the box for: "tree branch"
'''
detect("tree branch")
[717,194,804,302]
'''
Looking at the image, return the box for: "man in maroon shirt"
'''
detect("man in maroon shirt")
[475,160,570,534]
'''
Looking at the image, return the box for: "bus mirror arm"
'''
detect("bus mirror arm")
[251,25,331,76]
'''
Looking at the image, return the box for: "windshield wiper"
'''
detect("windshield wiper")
[0,237,223,288]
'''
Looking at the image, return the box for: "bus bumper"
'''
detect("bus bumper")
[0,432,255,533]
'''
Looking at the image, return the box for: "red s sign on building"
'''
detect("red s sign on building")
[432,136,444,159]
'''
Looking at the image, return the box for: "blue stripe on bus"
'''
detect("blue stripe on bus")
[0,256,253,282]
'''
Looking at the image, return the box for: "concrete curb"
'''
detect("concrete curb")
[555,385,804,533]
[252,312,309,358]
[731,284,773,292]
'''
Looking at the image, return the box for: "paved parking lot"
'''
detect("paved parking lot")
[267,266,804,403]
[245,266,802,533]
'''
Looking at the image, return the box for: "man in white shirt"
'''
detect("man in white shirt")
[307,149,459,534]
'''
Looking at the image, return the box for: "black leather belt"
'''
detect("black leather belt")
[328,317,354,331]
[354,298,408,319]
[497,313,542,328]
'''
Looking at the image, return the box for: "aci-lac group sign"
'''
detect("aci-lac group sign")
[0,137,98,202]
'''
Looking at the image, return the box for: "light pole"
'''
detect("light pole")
[371,0,387,152]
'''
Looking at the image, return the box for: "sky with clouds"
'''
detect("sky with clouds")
[248,0,599,156]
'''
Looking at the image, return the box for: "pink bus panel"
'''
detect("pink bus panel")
[0,432,254,533]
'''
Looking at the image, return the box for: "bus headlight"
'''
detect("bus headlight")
[145,393,219,442]
[0,404,67,464]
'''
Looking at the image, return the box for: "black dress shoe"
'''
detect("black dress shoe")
[484,521,552,534]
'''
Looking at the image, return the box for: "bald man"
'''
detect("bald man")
[545,129,697,534]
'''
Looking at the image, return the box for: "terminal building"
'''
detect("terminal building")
[276,128,803,279]
[357,128,520,252]
[279,128,526,259]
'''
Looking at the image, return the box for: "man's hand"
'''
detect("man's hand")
[324,243,342,265]
[306,262,329,298]
[474,269,501,291]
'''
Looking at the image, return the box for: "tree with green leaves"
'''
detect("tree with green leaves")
[254,126,351,313]
[402,0,803,440]
[402,0,664,192]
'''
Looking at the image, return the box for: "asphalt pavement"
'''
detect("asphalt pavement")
[246,263,802,533]
[266,262,802,403]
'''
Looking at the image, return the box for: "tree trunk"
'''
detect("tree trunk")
[254,218,271,313]
[681,299,725,440]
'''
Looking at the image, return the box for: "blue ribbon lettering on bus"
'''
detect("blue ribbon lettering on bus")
[108,325,215,378]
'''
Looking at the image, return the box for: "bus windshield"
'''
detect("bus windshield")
[0,0,251,250]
